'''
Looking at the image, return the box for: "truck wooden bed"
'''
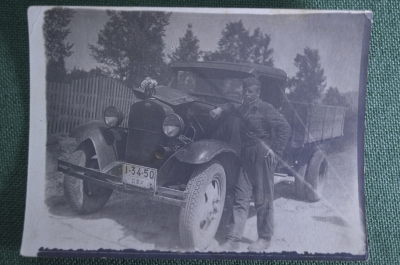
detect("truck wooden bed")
[281,101,346,148]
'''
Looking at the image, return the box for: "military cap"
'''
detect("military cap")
[243,77,261,88]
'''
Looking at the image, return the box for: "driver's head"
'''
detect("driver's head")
[242,77,260,104]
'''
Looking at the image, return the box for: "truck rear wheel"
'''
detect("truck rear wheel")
[294,149,328,202]
[294,163,307,200]
[304,150,328,202]
[64,145,113,214]
[179,160,226,250]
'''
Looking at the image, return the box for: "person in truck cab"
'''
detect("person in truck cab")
[210,76,291,251]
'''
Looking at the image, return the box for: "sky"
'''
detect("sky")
[65,8,367,93]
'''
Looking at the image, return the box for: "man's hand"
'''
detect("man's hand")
[210,107,223,119]
[266,149,275,164]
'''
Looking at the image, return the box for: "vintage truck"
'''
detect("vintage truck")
[58,61,346,250]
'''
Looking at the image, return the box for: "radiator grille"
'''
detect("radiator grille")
[125,101,169,167]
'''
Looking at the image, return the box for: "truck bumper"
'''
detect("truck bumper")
[58,159,188,207]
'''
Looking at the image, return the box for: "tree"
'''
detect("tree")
[89,11,171,87]
[249,28,274,66]
[323,87,348,107]
[43,8,75,83]
[65,67,104,82]
[203,20,274,66]
[169,24,201,63]
[287,47,326,103]
[322,87,357,145]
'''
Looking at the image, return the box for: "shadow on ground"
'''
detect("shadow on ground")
[46,192,182,251]
[46,171,301,251]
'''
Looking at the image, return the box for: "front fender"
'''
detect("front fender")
[70,120,108,139]
[157,139,240,191]
[70,121,126,170]
[172,139,237,164]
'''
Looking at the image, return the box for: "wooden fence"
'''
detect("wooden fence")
[47,77,139,134]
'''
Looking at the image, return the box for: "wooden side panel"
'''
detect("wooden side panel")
[282,100,346,146]
[281,101,308,148]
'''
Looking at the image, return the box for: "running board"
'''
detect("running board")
[274,173,295,184]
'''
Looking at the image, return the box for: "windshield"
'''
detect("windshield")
[170,69,247,103]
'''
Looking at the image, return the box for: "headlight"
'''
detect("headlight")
[104,106,124,127]
[163,114,184,137]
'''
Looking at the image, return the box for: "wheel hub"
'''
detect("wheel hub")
[200,179,222,231]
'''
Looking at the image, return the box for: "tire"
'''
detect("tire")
[63,145,113,214]
[294,163,307,200]
[304,150,328,202]
[179,160,226,250]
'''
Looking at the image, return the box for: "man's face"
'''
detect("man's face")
[242,85,260,104]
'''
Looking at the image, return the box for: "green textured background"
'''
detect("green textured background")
[0,0,398,264]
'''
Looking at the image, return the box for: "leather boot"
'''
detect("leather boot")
[219,240,239,251]
[247,238,271,252]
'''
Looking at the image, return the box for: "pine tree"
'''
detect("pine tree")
[43,8,75,83]
[250,28,274,66]
[323,87,348,107]
[203,20,274,66]
[169,24,201,63]
[287,47,326,103]
[89,11,171,87]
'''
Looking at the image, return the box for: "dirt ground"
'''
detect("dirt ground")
[44,134,366,255]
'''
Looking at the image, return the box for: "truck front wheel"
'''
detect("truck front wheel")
[179,160,226,250]
[63,145,113,214]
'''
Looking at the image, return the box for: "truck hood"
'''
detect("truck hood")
[132,86,197,106]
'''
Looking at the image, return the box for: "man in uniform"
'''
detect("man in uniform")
[210,76,291,251]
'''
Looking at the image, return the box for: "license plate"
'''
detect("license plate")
[122,164,157,190]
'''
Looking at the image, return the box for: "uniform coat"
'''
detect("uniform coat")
[220,98,291,241]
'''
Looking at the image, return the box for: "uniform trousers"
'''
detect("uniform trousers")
[227,142,276,241]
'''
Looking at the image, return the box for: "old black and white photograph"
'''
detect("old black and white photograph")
[22,6,371,260]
